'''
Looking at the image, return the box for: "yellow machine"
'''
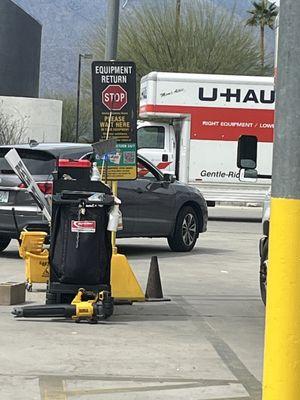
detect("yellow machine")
[71,289,109,323]
[111,252,145,301]
[18,231,50,291]
[12,288,111,323]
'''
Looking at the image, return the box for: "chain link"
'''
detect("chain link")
[75,202,86,249]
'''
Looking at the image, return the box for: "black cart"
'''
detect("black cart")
[46,173,114,317]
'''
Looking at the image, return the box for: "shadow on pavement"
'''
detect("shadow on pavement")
[209,216,261,223]
[0,245,218,260]
[1,244,233,261]
[118,244,232,258]
[0,250,20,259]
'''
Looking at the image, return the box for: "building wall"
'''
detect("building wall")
[0,96,62,143]
[0,0,42,98]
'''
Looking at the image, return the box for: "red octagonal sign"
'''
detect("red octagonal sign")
[102,84,127,111]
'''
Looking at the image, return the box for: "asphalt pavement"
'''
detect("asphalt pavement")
[0,206,265,400]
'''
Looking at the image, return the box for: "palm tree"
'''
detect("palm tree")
[246,1,278,72]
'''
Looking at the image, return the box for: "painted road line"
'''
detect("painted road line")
[64,382,248,399]
[175,296,261,399]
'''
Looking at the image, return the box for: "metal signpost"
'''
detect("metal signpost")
[92,60,137,181]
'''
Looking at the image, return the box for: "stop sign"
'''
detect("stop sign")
[102,85,127,111]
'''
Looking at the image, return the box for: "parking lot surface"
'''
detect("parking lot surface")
[0,206,265,400]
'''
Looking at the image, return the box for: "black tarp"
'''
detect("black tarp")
[50,203,112,286]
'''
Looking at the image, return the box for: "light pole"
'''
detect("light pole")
[105,0,120,61]
[75,53,93,143]
[175,0,181,72]
[105,0,120,254]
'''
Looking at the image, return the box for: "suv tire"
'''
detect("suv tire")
[0,237,11,252]
[168,206,199,252]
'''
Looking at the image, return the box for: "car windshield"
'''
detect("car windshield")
[0,150,56,175]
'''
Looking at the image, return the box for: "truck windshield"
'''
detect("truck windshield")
[137,126,165,149]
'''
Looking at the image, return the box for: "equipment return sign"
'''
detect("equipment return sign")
[92,61,137,181]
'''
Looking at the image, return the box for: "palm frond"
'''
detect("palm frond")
[246,0,278,29]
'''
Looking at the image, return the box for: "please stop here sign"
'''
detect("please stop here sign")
[102,85,127,111]
[92,61,137,181]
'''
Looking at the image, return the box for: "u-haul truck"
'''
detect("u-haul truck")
[138,72,275,204]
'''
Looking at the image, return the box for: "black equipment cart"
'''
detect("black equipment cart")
[12,158,116,322]
[46,165,114,317]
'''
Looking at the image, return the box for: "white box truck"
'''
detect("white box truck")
[138,72,275,204]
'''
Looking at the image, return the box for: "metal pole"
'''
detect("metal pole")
[175,0,181,72]
[262,1,300,399]
[105,0,120,61]
[75,54,82,143]
[105,0,120,254]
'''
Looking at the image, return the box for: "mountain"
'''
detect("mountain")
[13,0,275,97]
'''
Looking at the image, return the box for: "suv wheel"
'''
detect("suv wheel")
[0,237,11,252]
[167,206,199,252]
[260,238,268,305]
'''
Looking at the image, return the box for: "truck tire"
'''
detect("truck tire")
[0,237,11,252]
[260,238,268,306]
[168,206,199,252]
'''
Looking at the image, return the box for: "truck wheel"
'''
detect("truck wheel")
[168,206,199,252]
[0,237,11,252]
[260,238,268,306]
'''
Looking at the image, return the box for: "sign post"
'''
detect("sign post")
[92,61,137,181]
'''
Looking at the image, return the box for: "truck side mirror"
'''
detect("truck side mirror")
[237,135,257,169]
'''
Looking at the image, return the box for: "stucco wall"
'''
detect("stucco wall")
[0,96,62,143]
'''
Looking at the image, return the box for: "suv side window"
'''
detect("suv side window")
[137,159,161,181]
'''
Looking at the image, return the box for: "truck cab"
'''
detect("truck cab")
[137,120,176,174]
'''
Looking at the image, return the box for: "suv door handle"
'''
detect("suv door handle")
[135,188,143,194]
